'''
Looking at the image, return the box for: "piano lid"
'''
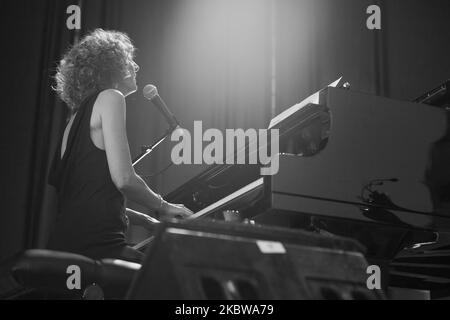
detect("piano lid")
[269,77,342,129]
[165,79,341,210]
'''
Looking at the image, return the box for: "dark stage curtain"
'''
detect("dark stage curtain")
[0,0,75,260]
[275,0,450,110]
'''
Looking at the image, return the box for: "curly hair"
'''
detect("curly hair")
[54,29,136,112]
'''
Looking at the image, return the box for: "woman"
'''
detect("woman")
[48,29,193,263]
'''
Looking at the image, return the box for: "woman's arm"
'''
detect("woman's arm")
[97,89,192,219]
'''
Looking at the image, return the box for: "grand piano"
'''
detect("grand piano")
[137,79,450,291]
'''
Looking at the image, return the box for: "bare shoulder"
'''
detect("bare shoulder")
[95,89,126,115]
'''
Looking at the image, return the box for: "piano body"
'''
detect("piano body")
[159,84,450,264]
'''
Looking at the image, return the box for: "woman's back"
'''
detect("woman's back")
[48,91,127,255]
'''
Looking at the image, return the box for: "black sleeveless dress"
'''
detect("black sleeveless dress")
[47,91,143,263]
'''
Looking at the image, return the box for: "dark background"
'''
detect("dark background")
[1,0,449,261]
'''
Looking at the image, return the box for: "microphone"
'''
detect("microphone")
[143,84,180,130]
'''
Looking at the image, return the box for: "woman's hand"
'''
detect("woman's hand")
[160,202,194,220]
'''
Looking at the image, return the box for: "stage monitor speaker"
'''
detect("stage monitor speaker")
[127,219,384,300]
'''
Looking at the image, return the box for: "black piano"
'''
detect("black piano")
[137,80,450,290]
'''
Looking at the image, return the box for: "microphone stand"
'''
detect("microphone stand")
[132,125,177,167]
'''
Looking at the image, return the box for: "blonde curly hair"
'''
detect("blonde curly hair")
[54,29,136,112]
